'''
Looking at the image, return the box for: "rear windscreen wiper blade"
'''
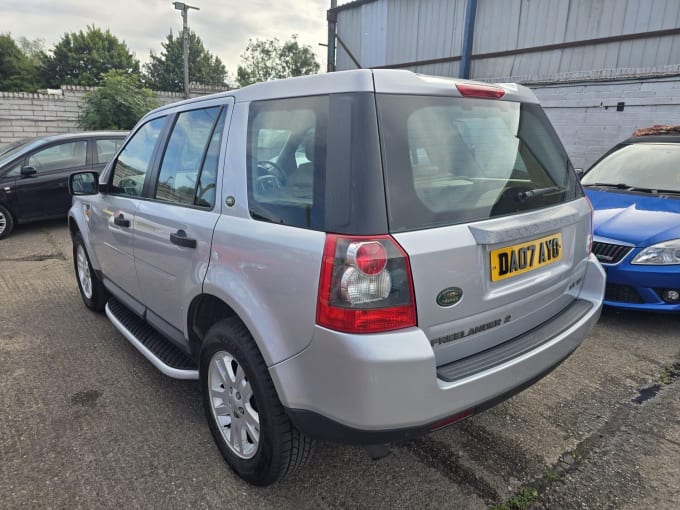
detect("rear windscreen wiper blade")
[517,186,565,202]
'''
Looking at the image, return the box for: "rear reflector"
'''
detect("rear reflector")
[430,409,474,431]
[456,83,506,99]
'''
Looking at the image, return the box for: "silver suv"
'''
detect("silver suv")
[68,70,605,486]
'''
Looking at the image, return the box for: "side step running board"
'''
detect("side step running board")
[105,298,199,380]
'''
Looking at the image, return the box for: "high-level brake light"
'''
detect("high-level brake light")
[456,83,506,99]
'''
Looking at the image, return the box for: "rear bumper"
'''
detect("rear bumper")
[271,255,605,444]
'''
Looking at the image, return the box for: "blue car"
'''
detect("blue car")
[581,130,680,312]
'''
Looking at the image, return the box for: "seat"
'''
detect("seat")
[285,131,315,201]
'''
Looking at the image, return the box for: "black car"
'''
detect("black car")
[0,131,128,239]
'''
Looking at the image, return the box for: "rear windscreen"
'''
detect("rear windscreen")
[377,95,580,232]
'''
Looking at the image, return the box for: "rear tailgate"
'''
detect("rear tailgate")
[393,199,592,367]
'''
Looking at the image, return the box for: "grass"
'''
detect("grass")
[490,488,540,510]
[656,362,680,386]
[543,470,561,482]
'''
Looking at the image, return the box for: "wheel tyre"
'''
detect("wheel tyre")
[73,231,108,312]
[0,204,15,240]
[200,318,313,486]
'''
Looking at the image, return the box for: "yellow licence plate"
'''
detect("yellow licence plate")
[490,233,562,282]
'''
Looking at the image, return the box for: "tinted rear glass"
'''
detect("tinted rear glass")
[246,93,387,234]
[377,95,579,232]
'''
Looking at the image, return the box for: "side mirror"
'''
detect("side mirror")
[574,168,584,180]
[69,171,99,196]
[20,166,37,177]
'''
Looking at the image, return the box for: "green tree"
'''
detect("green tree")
[0,34,42,92]
[42,25,139,87]
[144,29,227,92]
[237,35,320,87]
[78,70,158,130]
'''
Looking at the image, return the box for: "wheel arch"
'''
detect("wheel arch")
[68,207,102,271]
[187,293,240,359]
[68,215,79,239]
[187,291,295,375]
[0,201,16,220]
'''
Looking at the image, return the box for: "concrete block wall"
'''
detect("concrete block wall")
[3,76,677,171]
[531,76,680,170]
[0,84,229,144]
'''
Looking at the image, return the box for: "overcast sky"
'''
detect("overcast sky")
[1,0,340,80]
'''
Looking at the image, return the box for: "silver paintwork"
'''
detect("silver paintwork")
[76,244,93,299]
[208,350,260,459]
[88,195,141,298]
[104,302,198,380]
[133,201,219,333]
[204,217,326,367]
[372,70,538,103]
[201,101,327,366]
[270,255,605,431]
[69,68,605,434]
[394,199,592,367]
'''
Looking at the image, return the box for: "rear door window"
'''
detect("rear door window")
[377,95,578,232]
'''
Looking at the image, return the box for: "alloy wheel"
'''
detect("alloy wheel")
[76,244,93,299]
[208,350,260,459]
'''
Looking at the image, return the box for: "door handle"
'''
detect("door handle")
[170,229,197,248]
[113,214,130,227]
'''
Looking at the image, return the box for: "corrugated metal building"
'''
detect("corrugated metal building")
[328,0,680,168]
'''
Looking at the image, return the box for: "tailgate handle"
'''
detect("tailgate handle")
[170,229,197,249]
[114,214,130,228]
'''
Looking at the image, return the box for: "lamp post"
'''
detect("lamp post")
[173,2,200,99]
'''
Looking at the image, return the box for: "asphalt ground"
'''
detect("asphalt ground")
[1,219,679,509]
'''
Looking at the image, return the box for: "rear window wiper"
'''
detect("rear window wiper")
[517,186,565,202]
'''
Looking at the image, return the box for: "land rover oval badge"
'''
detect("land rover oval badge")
[436,287,463,307]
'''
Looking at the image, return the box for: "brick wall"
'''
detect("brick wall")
[0,84,230,144]
[532,76,680,170]
[3,77,679,170]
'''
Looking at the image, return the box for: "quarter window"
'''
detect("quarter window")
[247,96,328,229]
[155,107,222,206]
[4,161,23,178]
[111,117,166,196]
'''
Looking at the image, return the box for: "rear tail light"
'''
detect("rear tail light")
[317,234,417,333]
[455,83,506,99]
